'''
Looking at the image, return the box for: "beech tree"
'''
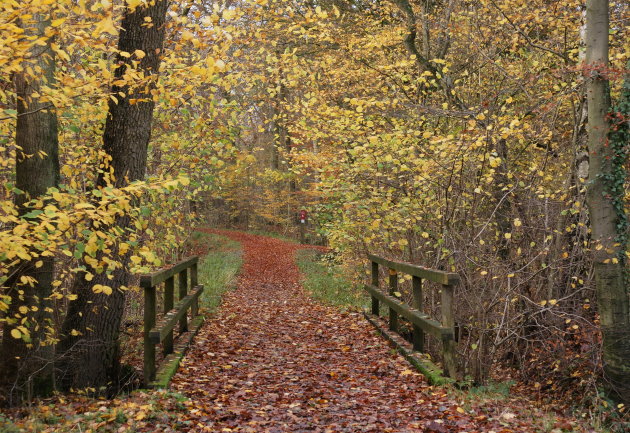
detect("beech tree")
[57,0,169,391]
[0,12,59,404]
[584,0,629,404]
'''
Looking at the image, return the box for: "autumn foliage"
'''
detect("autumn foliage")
[0,0,628,419]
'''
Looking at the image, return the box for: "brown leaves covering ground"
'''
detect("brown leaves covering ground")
[1,230,589,432]
[170,230,572,433]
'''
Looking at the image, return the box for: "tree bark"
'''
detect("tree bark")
[584,0,629,404]
[56,0,169,393]
[1,13,59,405]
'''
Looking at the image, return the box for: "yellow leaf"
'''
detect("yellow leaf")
[181,30,194,41]
[93,284,112,295]
[119,243,130,255]
[126,0,143,10]
[10,329,21,339]
[94,16,117,37]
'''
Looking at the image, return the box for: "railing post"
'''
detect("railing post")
[163,276,174,355]
[143,284,156,385]
[412,276,424,352]
[190,260,199,317]
[441,283,457,379]
[371,261,379,315]
[178,269,188,333]
[388,269,398,332]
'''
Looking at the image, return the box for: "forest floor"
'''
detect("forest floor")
[1,230,592,433]
[168,230,583,433]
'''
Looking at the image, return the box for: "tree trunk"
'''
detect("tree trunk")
[56,0,169,393]
[584,0,629,404]
[1,13,59,405]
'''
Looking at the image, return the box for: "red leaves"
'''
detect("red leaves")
[167,230,586,433]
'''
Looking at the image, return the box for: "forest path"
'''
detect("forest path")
[171,230,491,432]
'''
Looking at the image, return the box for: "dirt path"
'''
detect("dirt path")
[171,231,516,432]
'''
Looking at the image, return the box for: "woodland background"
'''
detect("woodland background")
[0,0,628,419]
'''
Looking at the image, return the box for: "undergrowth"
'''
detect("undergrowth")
[296,249,367,310]
[190,231,242,313]
[247,229,299,244]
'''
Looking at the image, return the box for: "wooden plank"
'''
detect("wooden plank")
[148,315,205,389]
[139,256,198,288]
[190,262,199,317]
[363,312,454,386]
[364,284,453,339]
[163,276,174,356]
[149,285,204,344]
[178,269,188,333]
[412,276,425,352]
[388,269,398,332]
[143,285,157,385]
[371,261,379,315]
[367,254,459,285]
[441,284,457,379]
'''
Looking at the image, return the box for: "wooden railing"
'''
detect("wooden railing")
[365,254,458,379]
[140,256,204,386]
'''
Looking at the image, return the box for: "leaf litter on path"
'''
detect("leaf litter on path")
[0,230,588,432]
[171,230,574,433]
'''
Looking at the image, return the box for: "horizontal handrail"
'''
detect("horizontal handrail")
[140,256,198,288]
[368,254,459,286]
[141,255,202,386]
[366,252,458,379]
[148,285,204,344]
[365,284,453,339]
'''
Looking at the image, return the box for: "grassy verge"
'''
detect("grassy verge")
[247,229,299,244]
[296,249,367,310]
[191,231,242,313]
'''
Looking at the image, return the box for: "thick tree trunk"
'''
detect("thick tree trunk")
[584,0,629,404]
[56,0,169,393]
[0,13,59,405]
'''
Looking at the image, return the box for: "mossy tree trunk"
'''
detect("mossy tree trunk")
[56,0,169,393]
[584,0,629,404]
[0,13,59,405]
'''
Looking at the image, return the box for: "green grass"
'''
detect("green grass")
[296,249,367,310]
[247,229,299,244]
[193,232,242,314]
[450,380,514,405]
